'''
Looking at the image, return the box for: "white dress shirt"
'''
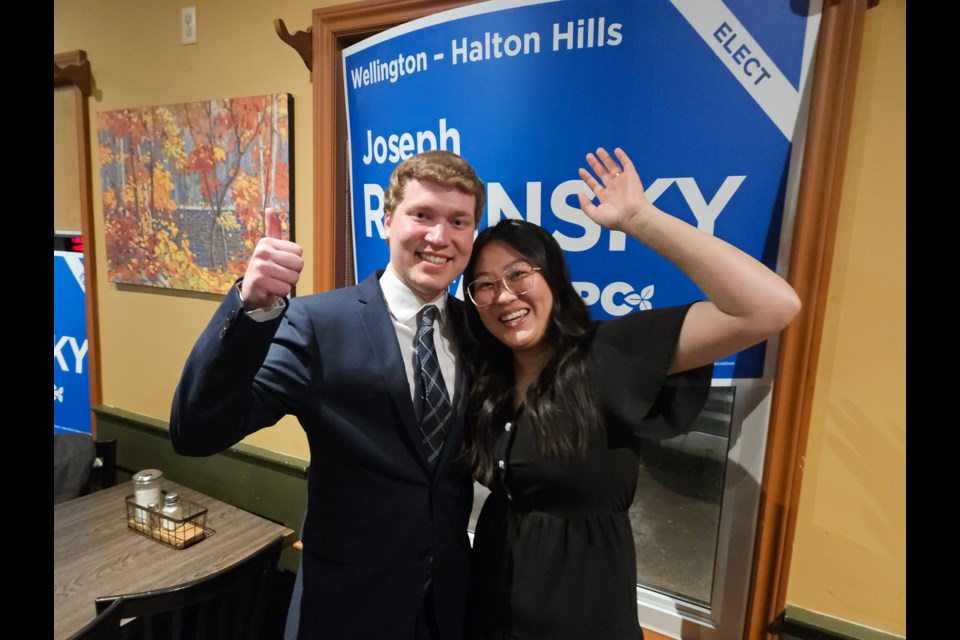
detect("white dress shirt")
[379,266,460,418]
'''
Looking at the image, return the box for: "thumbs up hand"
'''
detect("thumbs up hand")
[239,208,304,311]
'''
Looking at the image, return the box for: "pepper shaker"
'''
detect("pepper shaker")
[161,492,183,531]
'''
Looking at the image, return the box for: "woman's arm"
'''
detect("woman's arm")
[577,147,801,374]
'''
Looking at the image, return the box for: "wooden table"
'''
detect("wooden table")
[54,480,295,640]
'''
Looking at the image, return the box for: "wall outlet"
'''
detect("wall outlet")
[181,6,197,45]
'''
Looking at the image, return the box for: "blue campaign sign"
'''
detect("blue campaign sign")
[54,251,91,434]
[343,0,819,380]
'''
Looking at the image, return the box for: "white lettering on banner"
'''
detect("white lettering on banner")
[573,281,656,317]
[487,182,542,227]
[452,31,541,64]
[349,52,429,89]
[552,17,623,50]
[346,13,631,87]
[669,0,809,140]
[362,175,746,240]
[551,180,601,252]
[575,281,601,306]
[362,119,460,165]
[484,177,746,250]
[674,176,746,235]
[54,335,88,374]
[601,282,638,316]
[364,184,385,238]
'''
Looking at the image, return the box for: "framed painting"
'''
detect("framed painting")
[97,93,293,294]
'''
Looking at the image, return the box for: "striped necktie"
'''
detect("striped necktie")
[415,305,452,466]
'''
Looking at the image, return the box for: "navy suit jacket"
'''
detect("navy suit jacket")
[171,272,474,640]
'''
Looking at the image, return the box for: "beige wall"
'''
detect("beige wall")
[55,87,83,233]
[786,0,906,635]
[53,0,353,459]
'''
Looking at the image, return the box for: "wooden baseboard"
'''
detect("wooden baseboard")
[781,606,904,640]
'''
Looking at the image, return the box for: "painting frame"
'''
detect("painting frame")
[97,92,294,295]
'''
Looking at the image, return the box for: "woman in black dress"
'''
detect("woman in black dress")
[462,147,801,640]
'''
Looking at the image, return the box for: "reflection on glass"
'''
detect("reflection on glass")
[631,386,735,606]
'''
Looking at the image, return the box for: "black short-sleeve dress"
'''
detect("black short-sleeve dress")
[468,304,713,640]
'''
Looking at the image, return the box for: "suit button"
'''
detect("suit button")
[506,492,513,501]
[504,422,512,432]
[219,323,229,339]
[498,460,505,469]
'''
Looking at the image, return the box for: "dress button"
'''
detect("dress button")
[498,460,505,469]
[504,422,512,432]
[506,492,513,501]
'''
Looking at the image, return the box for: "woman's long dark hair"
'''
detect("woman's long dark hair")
[462,219,600,484]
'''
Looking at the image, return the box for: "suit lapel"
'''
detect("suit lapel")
[355,273,431,475]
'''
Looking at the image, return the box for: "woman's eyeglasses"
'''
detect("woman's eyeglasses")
[467,267,541,308]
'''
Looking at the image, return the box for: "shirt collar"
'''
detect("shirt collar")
[380,265,449,324]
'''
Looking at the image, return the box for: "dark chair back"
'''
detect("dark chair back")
[93,536,284,640]
[54,433,96,504]
[54,435,118,503]
[88,438,118,492]
[69,597,125,640]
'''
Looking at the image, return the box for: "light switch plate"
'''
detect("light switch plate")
[181,6,197,45]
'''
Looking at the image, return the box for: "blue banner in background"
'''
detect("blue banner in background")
[54,251,91,434]
[343,0,820,380]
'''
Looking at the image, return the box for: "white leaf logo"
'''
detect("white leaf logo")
[624,285,655,311]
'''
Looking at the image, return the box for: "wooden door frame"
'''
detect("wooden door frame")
[55,50,103,432]
[747,1,872,637]
[309,1,874,637]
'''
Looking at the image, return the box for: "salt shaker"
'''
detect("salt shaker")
[132,469,164,524]
[161,492,183,531]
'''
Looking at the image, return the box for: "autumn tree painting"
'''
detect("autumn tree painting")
[97,93,292,294]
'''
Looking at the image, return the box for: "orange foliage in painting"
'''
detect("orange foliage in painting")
[97,94,291,294]
[230,170,263,254]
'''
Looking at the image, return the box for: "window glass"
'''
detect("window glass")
[631,386,735,605]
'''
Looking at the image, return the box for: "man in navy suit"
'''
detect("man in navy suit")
[170,150,485,640]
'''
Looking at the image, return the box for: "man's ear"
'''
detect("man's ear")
[383,211,392,244]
